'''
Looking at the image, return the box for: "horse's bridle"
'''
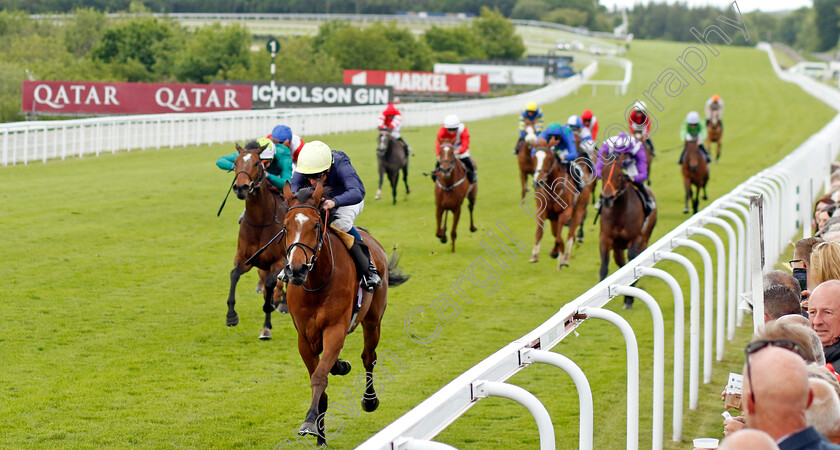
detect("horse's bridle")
[282,204,334,292]
[377,128,391,156]
[601,157,629,204]
[533,147,558,188]
[235,155,267,195]
[436,145,467,191]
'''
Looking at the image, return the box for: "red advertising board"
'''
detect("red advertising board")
[343,70,488,94]
[21,81,252,115]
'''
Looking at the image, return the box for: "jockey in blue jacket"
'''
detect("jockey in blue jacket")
[593,132,655,216]
[513,101,545,154]
[287,140,381,291]
[536,121,581,190]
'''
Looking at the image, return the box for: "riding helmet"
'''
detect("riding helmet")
[296,140,334,174]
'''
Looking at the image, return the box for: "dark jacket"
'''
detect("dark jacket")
[825,340,840,367]
[779,426,840,450]
[290,150,365,207]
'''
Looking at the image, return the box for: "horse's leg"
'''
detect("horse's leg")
[227,263,243,326]
[530,210,547,263]
[389,170,398,205]
[549,217,561,259]
[450,205,462,253]
[435,204,446,243]
[376,164,384,200]
[360,318,382,412]
[693,182,701,214]
[520,169,528,199]
[259,272,278,340]
[716,140,722,162]
[403,161,410,194]
[468,186,477,233]
[299,326,345,441]
[683,176,692,214]
[599,234,611,280]
[702,183,708,200]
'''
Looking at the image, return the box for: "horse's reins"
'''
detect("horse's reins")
[217,154,267,216]
[283,204,334,293]
[435,146,469,191]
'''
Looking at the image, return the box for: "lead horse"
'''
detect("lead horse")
[281,182,408,446]
[375,127,409,204]
[225,140,288,339]
[599,152,657,308]
[434,141,477,252]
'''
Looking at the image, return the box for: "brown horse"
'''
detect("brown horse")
[528,146,591,269]
[572,130,597,242]
[681,140,709,214]
[633,130,655,185]
[706,109,723,161]
[516,124,538,199]
[435,141,477,252]
[281,182,408,446]
[599,152,657,308]
[225,141,288,339]
[374,127,409,204]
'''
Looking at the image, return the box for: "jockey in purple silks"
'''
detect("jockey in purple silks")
[594,132,655,216]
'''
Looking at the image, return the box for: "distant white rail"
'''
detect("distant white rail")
[357,43,840,449]
[0,63,597,166]
[582,57,632,96]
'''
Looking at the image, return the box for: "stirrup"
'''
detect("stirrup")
[362,268,381,292]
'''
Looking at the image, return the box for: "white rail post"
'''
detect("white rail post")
[578,307,639,450]
[689,227,727,361]
[749,194,766,333]
[471,381,555,450]
[658,251,701,409]
[611,286,664,450]
[705,216,738,340]
[521,349,593,450]
[802,177,813,239]
[396,438,459,450]
[674,238,714,384]
[725,200,751,325]
[636,267,685,442]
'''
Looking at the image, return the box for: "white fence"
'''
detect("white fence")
[0,63,597,166]
[357,43,840,450]
[582,57,632,96]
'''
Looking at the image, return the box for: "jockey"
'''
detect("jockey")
[581,109,599,140]
[567,114,594,157]
[538,121,581,191]
[288,140,381,292]
[378,103,411,157]
[216,137,293,191]
[678,111,711,164]
[704,94,724,129]
[268,125,305,166]
[628,101,656,156]
[594,132,655,216]
[513,101,545,154]
[435,114,476,183]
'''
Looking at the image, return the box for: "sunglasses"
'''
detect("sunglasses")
[744,339,802,407]
[305,172,326,181]
[789,259,805,269]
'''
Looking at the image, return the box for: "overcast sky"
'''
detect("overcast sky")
[600,0,812,12]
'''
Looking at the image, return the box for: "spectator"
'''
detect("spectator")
[764,285,805,322]
[805,378,840,444]
[811,242,840,285]
[822,219,840,242]
[719,429,779,450]
[775,316,827,365]
[816,204,839,236]
[766,270,803,298]
[814,196,834,233]
[808,280,840,367]
[794,237,824,293]
[754,320,824,365]
[742,346,840,448]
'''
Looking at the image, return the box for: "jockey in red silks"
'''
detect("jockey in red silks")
[594,132,655,216]
[378,103,411,157]
[434,114,476,183]
[581,109,599,140]
[627,102,656,157]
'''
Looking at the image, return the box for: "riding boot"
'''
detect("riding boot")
[632,181,654,216]
[699,144,711,162]
[678,148,686,164]
[719,119,723,131]
[460,157,477,183]
[566,164,583,193]
[646,138,656,157]
[398,137,412,156]
[513,137,524,154]
[431,161,440,182]
[348,238,381,292]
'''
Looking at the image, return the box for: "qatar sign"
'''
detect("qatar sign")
[343,70,488,94]
[21,81,251,115]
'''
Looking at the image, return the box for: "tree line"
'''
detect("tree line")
[0,5,524,123]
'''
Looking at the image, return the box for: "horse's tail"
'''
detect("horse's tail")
[386,250,410,287]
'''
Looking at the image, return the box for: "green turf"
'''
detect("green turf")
[0,39,835,449]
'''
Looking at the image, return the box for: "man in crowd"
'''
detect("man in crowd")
[764,284,806,322]
[809,280,840,367]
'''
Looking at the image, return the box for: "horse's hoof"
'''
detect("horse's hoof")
[529,256,538,263]
[623,300,633,310]
[549,251,559,259]
[330,360,352,376]
[470,226,477,232]
[362,397,380,412]
[275,302,289,314]
[299,422,319,436]
[406,188,411,194]
[703,195,708,200]
[576,238,584,244]
[440,236,447,244]
[258,328,271,340]
[683,208,689,214]
[226,314,239,327]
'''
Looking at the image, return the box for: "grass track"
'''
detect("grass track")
[0,40,835,449]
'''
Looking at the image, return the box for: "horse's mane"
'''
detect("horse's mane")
[293,185,334,205]
[244,140,261,151]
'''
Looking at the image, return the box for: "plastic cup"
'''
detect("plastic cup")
[693,437,719,449]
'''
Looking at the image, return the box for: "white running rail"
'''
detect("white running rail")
[357,42,840,450]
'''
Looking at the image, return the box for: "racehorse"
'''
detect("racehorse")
[706,109,723,162]
[434,141,477,252]
[681,140,709,214]
[375,127,409,205]
[599,152,657,308]
[528,147,592,269]
[516,125,538,199]
[281,182,409,446]
[572,129,597,243]
[633,130,654,185]
[225,140,288,339]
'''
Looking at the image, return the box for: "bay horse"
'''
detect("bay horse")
[633,130,654,185]
[681,140,709,214]
[435,141,477,252]
[528,147,591,269]
[375,127,409,204]
[281,182,409,446]
[706,109,723,161]
[516,124,538,199]
[599,152,657,308]
[226,140,288,339]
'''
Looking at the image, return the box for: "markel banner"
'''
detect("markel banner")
[21,81,251,115]
[343,70,489,94]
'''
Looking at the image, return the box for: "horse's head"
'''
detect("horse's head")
[281,182,325,286]
[233,140,268,200]
[524,125,538,146]
[377,127,391,154]
[532,142,556,189]
[601,152,629,206]
[437,140,458,178]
